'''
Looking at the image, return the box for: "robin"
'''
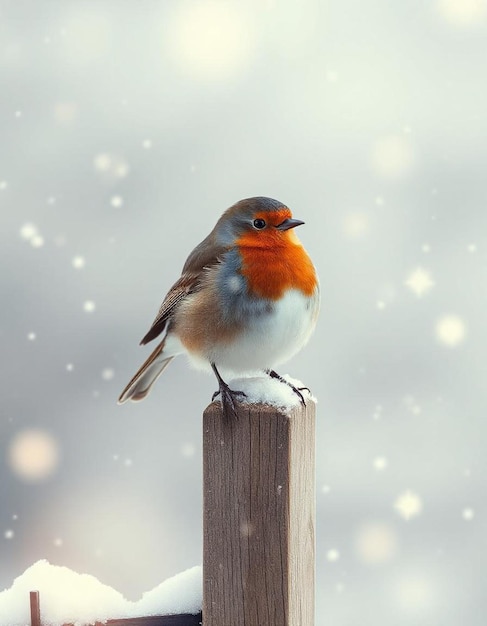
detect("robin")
[118,196,320,418]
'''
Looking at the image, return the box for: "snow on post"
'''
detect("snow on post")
[203,377,316,626]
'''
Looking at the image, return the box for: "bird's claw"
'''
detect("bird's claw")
[291,385,307,407]
[212,386,247,419]
[265,369,309,407]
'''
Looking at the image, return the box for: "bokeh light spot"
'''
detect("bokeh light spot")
[93,153,130,183]
[405,267,435,297]
[437,0,487,25]
[371,135,415,179]
[167,2,255,80]
[393,572,439,612]
[394,489,423,521]
[326,549,340,562]
[343,211,369,239]
[83,300,96,313]
[355,522,398,564]
[101,368,115,381]
[462,507,475,520]
[435,314,466,347]
[8,429,60,482]
[72,256,86,269]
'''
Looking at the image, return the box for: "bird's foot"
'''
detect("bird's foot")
[211,362,246,419]
[265,369,309,407]
[212,385,247,419]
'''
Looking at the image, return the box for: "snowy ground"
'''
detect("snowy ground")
[0,561,201,626]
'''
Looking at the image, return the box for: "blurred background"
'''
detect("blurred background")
[1,0,486,624]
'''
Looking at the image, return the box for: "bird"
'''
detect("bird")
[118,196,320,418]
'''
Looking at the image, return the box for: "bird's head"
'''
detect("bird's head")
[215,197,305,248]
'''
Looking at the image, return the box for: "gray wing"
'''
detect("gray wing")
[139,234,228,346]
[139,273,198,345]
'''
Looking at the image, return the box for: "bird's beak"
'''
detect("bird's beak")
[276,218,305,231]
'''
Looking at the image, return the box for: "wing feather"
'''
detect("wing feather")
[139,236,228,346]
[139,274,197,345]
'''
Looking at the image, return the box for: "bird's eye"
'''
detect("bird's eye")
[253,218,266,229]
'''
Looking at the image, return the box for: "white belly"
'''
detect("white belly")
[203,288,319,375]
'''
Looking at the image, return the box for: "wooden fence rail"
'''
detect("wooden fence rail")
[29,590,202,626]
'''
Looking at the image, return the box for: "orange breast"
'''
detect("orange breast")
[237,232,318,300]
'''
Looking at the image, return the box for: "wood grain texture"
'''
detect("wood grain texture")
[203,401,315,626]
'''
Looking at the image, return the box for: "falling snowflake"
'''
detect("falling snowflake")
[30,235,44,248]
[83,300,96,313]
[4,529,14,540]
[394,490,423,521]
[101,368,114,381]
[19,222,45,248]
[462,508,475,521]
[405,267,434,297]
[326,549,340,562]
[372,405,383,420]
[20,223,38,241]
[181,443,196,457]
[93,153,112,172]
[0,180,7,190]
[93,153,130,181]
[373,456,388,471]
[110,195,123,208]
[72,256,86,269]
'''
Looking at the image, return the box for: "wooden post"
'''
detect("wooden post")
[203,401,315,626]
[30,591,41,626]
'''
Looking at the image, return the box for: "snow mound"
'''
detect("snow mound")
[0,560,202,626]
[222,374,316,412]
[127,566,202,617]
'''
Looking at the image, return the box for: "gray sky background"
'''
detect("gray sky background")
[1,1,486,624]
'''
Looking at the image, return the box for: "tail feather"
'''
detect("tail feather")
[118,339,175,404]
